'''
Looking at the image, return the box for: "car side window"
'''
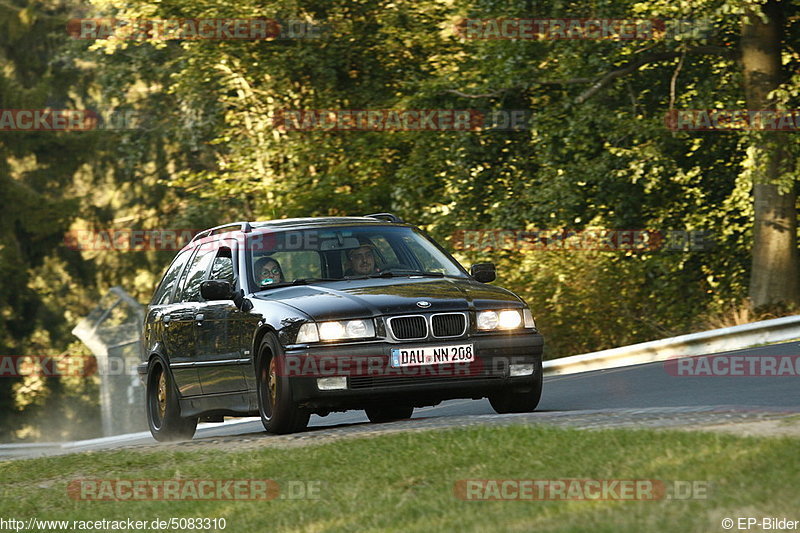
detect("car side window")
[177,246,217,303]
[209,247,235,286]
[151,248,193,305]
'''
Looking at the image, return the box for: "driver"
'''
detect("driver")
[345,244,379,276]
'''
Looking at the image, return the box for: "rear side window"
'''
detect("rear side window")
[151,248,193,305]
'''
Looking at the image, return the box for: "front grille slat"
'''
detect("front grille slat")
[387,312,467,340]
[431,313,466,337]
[388,315,427,340]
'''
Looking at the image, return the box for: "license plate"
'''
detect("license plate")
[390,344,474,368]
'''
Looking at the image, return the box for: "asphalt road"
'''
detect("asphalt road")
[3,341,798,458]
[342,340,798,420]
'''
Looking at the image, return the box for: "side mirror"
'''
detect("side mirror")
[470,263,496,283]
[200,280,234,301]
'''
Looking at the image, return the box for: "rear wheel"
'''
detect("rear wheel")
[146,358,197,442]
[256,334,309,434]
[365,405,414,423]
[489,360,543,414]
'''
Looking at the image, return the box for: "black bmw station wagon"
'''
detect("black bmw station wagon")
[139,214,544,440]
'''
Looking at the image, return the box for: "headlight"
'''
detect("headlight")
[477,310,499,330]
[498,310,522,329]
[296,323,319,343]
[305,319,375,341]
[477,309,523,331]
[318,321,345,340]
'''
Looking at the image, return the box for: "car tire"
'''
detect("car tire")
[364,405,414,423]
[146,357,198,442]
[256,334,310,434]
[489,359,543,414]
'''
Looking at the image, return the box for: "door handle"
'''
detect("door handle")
[195,313,205,326]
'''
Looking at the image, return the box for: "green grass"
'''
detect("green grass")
[1,425,798,532]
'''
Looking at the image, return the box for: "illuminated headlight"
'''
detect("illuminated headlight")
[498,310,522,329]
[477,310,523,331]
[296,320,375,343]
[318,321,345,340]
[318,319,375,341]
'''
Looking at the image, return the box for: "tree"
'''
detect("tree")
[741,0,799,308]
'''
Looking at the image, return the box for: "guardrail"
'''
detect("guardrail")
[542,315,800,376]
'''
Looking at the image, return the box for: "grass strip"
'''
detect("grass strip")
[0,425,797,533]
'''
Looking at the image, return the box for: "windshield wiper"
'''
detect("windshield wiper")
[289,277,343,284]
[367,270,446,278]
[367,271,399,278]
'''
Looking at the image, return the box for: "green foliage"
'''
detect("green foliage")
[1,0,799,435]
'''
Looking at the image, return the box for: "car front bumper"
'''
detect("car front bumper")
[280,332,544,411]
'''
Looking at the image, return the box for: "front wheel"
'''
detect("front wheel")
[365,405,414,423]
[146,358,197,442]
[489,360,543,414]
[256,334,309,434]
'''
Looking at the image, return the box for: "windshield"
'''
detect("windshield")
[245,225,468,291]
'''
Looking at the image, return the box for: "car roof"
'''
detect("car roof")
[251,216,402,229]
[187,215,410,248]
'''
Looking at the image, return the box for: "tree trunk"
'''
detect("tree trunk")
[741,0,799,309]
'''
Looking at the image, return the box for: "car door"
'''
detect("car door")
[194,241,249,394]
[146,246,196,392]
[168,243,217,397]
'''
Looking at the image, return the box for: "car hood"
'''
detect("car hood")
[251,277,523,321]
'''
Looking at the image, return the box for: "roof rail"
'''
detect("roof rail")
[189,222,252,244]
[364,212,404,223]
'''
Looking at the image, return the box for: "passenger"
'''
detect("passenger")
[254,257,284,285]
